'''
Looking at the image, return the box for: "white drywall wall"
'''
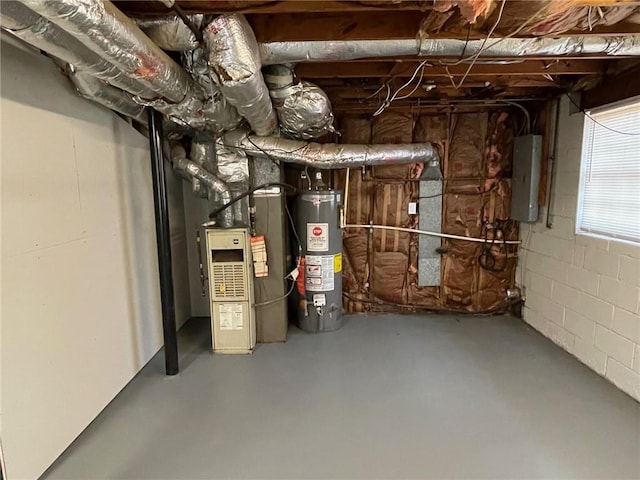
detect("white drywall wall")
[0,35,190,479]
[518,96,640,401]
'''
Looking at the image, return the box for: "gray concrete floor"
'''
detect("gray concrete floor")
[43,314,640,479]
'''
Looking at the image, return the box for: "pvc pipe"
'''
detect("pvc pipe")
[344,224,521,244]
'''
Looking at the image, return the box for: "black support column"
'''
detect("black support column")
[147,108,179,375]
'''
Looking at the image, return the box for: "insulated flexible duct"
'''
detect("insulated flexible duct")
[136,15,203,52]
[171,144,234,228]
[224,130,439,169]
[0,1,155,98]
[18,0,196,103]
[204,14,277,136]
[69,69,146,120]
[259,35,640,64]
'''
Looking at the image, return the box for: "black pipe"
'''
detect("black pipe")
[147,108,179,375]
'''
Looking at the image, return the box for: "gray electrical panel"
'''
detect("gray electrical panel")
[511,134,542,223]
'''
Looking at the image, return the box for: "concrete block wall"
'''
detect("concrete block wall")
[517,97,640,401]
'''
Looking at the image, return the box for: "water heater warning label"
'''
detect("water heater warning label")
[218,303,244,331]
[307,223,329,252]
[305,255,334,291]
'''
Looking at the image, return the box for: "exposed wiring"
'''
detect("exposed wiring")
[373,61,429,116]
[254,279,295,307]
[208,182,296,220]
[344,224,521,244]
[565,93,640,136]
[285,201,302,254]
[478,221,509,272]
[501,100,531,134]
[172,3,203,43]
[446,0,507,90]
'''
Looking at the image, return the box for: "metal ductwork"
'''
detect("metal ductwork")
[135,15,203,52]
[264,65,335,141]
[204,14,277,136]
[0,1,155,98]
[171,144,235,228]
[224,129,439,169]
[259,35,640,64]
[69,69,145,120]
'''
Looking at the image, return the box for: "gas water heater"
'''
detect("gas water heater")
[295,190,343,332]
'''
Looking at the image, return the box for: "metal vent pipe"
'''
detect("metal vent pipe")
[225,130,439,169]
[259,35,640,64]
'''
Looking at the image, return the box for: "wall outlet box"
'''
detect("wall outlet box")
[408,202,417,215]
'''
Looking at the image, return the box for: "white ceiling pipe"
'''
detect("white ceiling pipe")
[259,35,640,65]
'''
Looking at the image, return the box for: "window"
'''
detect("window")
[577,97,640,245]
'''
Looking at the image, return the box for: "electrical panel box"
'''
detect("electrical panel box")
[206,228,256,354]
[511,134,542,223]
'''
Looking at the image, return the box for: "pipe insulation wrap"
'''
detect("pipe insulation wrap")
[0,1,155,98]
[259,35,640,64]
[18,0,198,103]
[135,14,203,51]
[271,81,335,141]
[215,138,250,185]
[171,144,234,228]
[224,130,439,169]
[204,14,277,136]
[69,70,146,120]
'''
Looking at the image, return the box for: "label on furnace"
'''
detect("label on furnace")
[218,303,244,331]
[305,255,334,292]
[307,223,329,252]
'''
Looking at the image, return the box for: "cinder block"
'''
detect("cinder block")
[605,358,640,401]
[542,300,565,326]
[578,293,614,327]
[633,345,640,374]
[612,307,640,343]
[599,276,640,314]
[547,216,576,241]
[565,265,598,296]
[523,308,546,332]
[576,234,610,252]
[544,321,575,354]
[584,246,619,278]
[609,241,640,259]
[572,244,586,268]
[526,271,553,298]
[529,233,557,258]
[564,310,596,341]
[552,282,581,313]
[595,325,635,367]
[619,256,640,287]
[553,238,576,263]
[524,251,568,280]
[573,337,607,375]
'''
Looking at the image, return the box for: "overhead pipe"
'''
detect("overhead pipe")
[224,129,439,169]
[18,0,199,103]
[135,14,203,52]
[204,14,277,136]
[147,108,179,376]
[69,69,146,120]
[0,1,155,98]
[259,35,640,64]
[171,144,235,228]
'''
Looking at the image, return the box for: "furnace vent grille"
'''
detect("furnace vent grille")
[212,263,246,299]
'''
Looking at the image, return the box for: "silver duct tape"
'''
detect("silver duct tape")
[259,35,640,64]
[204,14,277,136]
[70,70,145,120]
[1,1,155,98]
[172,145,234,228]
[202,95,242,133]
[20,0,198,103]
[191,137,216,173]
[215,138,250,185]
[183,46,217,98]
[225,130,439,169]
[273,81,334,140]
[136,15,202,51]
[136,93,206,129]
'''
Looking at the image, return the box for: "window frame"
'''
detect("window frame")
[576,95,640,246]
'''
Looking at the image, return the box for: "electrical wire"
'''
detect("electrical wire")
[345,224,521,244]
[446,0,507,90]
[254,280,295,307]
[565,93,640,136]
[208,182,296,220]
[285,201,302,254]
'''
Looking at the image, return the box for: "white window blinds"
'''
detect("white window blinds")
[577,98,640,244]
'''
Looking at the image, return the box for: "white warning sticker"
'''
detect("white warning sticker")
[307,223,329,252]
[218,303,244,331]
[305,255,334,292]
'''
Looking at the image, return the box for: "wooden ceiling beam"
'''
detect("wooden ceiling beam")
[295,59,608,79]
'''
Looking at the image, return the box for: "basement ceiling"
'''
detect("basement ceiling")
[112,0,640,113]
